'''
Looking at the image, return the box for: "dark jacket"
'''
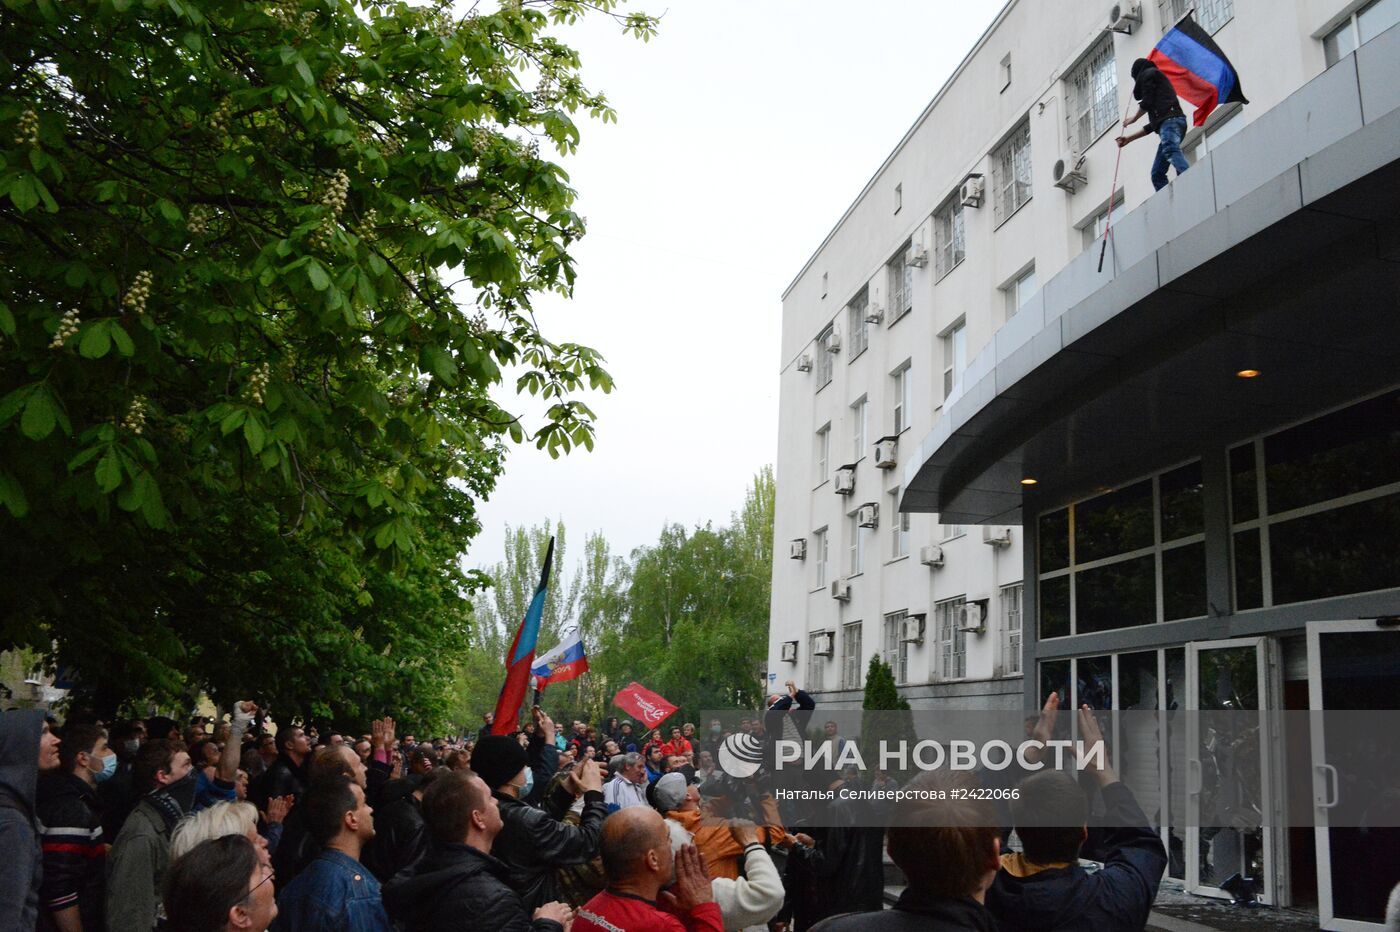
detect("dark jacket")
[365,786,429,882]
[1131,59,1185,133]
[273,760,395,891]
[252,752,308,811]
[813,889,1001,931]
[0,709,45,932]
[491,780,607,910]
[37,771,106,932]
[383,842,563,932]
[986,781,1167,932]
[784,789,885,928]
[272,848,390,932]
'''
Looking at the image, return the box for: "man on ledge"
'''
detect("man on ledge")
[573,807,722,932]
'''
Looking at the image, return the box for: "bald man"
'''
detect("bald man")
[574,808,722,932]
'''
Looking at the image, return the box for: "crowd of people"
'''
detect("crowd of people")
[0,682,1196,931]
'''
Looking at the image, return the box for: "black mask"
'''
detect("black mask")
[166,772,198,814]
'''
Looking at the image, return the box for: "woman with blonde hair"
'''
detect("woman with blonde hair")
[170,800,269,866]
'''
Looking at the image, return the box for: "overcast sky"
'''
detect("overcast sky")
[463,0,1005,570]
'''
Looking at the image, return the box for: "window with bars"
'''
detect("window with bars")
[1000,584,1023,676]
[1159,0,1234,34]
[815,325,834,389]
[884,610,909,685]
[934,196,966,279]
[889,486,910,559]
[841,622,863,690]
[1066,36,1118,154]
[935,597,967,680]
[807,632,826,692]
[892,363,912,434]
[846,290,869,359]
[991,121,1032,226]
[888,245,913,321]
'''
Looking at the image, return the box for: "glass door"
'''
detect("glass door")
[1307,620,1400,931]
[1185,637,1275,903]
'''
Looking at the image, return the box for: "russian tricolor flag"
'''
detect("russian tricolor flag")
[1149,12,1248,127]
[490,537,554,735]
[531,629,589,691]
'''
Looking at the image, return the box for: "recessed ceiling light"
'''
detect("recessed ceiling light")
[1236,369,1261,379]
[1020,478,1038,486]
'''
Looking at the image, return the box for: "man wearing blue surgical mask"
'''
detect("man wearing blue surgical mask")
[37,723,111,932]
[471,707,607,910]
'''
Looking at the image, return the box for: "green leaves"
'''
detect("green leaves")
[20,385,59,440]
[77,320,136,359]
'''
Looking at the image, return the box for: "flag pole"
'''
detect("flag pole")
[1099,99,1128,275]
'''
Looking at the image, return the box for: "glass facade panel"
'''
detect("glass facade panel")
[1159,461,1204,541]
[1233,529,1262,610]
[1039,575,1071,639]
[1039,659,1071,708]
[1162,542,1207,621]
[1263,389,1400,514]
[1077,655,1113,710]
[1075,480,1153,563]
[1229,443,1257,523]
[1269,491,1400,604]
[1038,508,1070,572]
[1076,554,1155,634]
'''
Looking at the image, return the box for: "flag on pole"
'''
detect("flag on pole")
[530,629,589,692]
[1149,13,1248,127]
[612,682,678,730]
[490,537,555,735]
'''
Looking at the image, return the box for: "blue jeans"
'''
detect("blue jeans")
[1152,116,1190,190]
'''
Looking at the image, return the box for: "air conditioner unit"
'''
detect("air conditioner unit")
[900,616,925,644]
[789,539,807,560]
[834,466,856,495]
[857,502,879,528]
[825,328,842,354]
[960,174,985,208]
[982,525,1012,547]
[919,544,945,567]
[864,302,884,325]
[1108,2,1142,33]
[905,243,929,269]
[796,354,813,372]
[781,640,799,663]
[1052,155,1088,194]
[874,436,898,469]
[830,578,851,601]
[959,601,986,633]
[813,631,835,656]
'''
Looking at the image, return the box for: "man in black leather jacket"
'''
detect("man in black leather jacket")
[365,768,444,882]
[250,725,310,811]
[471,709,607,909]
[384,770,572,931]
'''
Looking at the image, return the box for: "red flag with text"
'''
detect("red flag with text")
[613,682,678,730]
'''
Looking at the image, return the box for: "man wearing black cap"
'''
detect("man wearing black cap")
[1118,58,1190,191]
[471,707,607,909]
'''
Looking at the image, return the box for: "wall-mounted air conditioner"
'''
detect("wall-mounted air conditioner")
[781,640,799,663]
[960,174,985,208]
[1053,155,1088,194]
[864,303,884,325]
[830,578,851,601]
[789,539,807,560]
[857,502,879,528]
[905,242,929,269]
[982,525,1012,547]
[874,436,898,469]
[1108,2,1142,34]
[796,354,813,372]
[834,465,856,495]
[813,631,835,656]
[919,544,945,568]
[959,601,987,633]
[825,328,842,354]
[900,616,925,644]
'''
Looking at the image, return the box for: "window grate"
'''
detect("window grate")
[934,197,966,279]
[846,290,869,358]
[841,622,863,690]
[1159,0,1234,34]
[1067,36,1118,154]
[935,598,967,680]
[992,121,1032,226]
[1000,584,1023,675]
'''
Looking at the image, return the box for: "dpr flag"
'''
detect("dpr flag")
[1149,12,1248,126]
[613,682,678,730]
[531,629,589,691]
[490,537,555,735]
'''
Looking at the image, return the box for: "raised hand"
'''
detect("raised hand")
[728,819,758,847]
[659,844,713,911]
[264,795,293,825]
[575,759,603,794]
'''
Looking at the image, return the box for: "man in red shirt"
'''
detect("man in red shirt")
[574,807,721,932]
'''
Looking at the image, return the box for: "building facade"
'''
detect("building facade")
[769,0,1400,925]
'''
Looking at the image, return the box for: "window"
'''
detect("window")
[813,527,829,589]
[1005,267,1036,318]
[941,321,966,402]
[943,520,965,541]
[991,120,1032,226]
[1066,36,1117,154]
[1000,584,1023,675]
[807,632,826,692]
[1159,0,1234,34]
[894,182,902,214]
[889,487,910,559]
[888,245,913,321]
[850,397,867,462]
[847,511,865,576]
[846,289,869,360]
[821,271,828,298]
[934,196,966,279]
[814,425,830,487]
[1186,105,1245,163]
[1325,0,1400,66]
[882,613,906,686]
[892,363,913,434]
[1084,196,1126,250]
[815,325,834,389]
[999,53,1012,93]
[841,622,863,690]
[934,598,967,680]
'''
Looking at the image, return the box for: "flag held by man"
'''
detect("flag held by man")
[531,629,589,691]
[1148,12,1248,126]
[490,537,555,735]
